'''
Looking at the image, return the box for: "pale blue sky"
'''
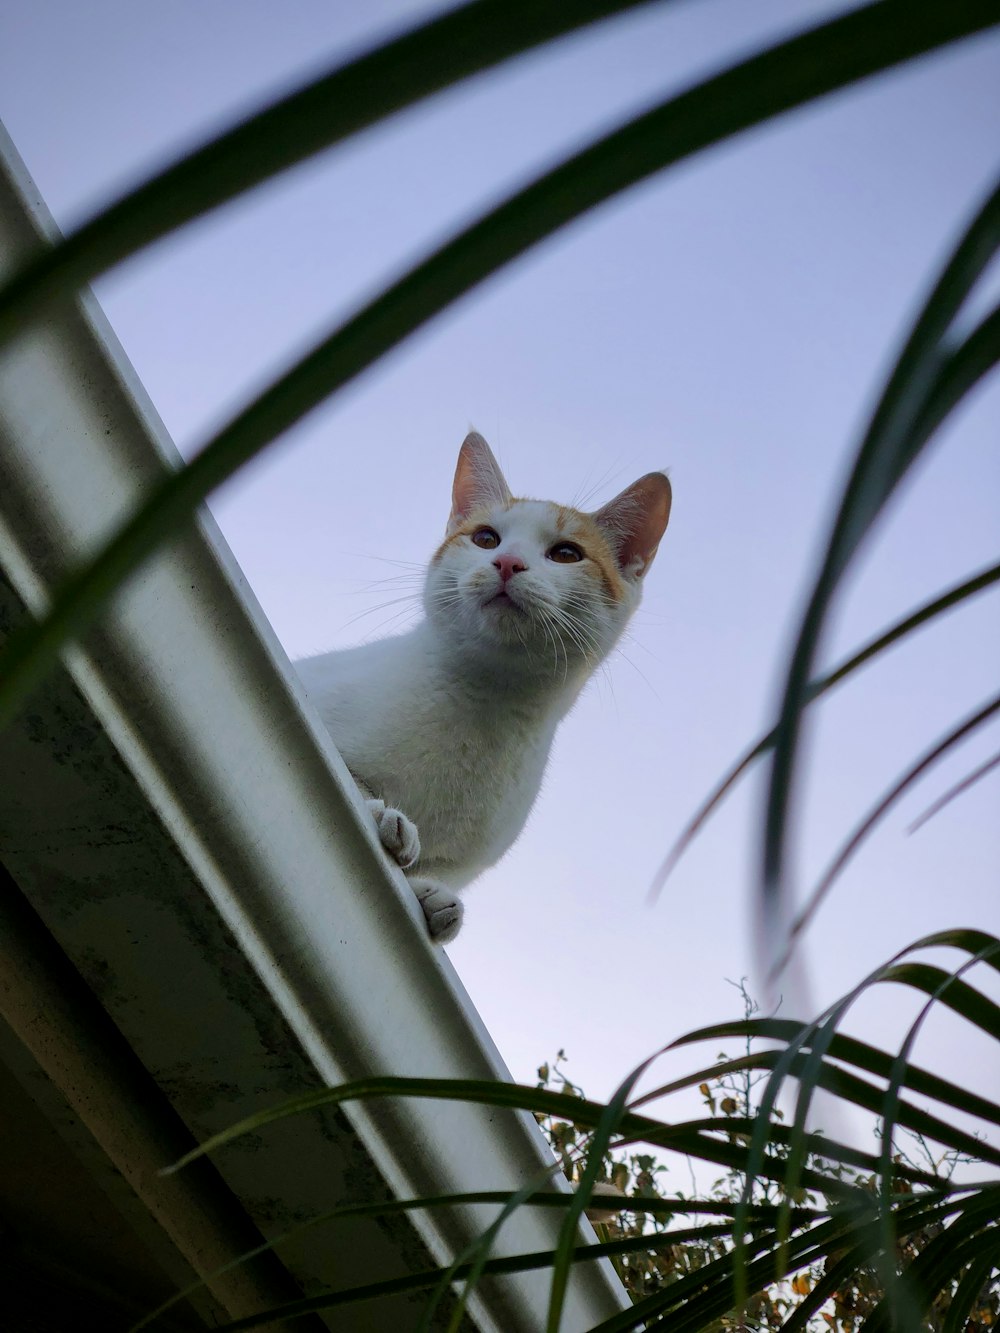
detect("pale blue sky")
[2,0,997,1152]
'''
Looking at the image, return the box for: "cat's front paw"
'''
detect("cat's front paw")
[409,878,464,945]
[366,798,420,869]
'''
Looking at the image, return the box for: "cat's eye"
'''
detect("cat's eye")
[547,541,584,564]
[471,527,500,549]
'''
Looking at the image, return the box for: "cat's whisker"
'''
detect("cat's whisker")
[339,593,423,631]
[536,604,571,685]
[542,600,581,675]
[571,461,628,512]
[354,601,425,638]
[609,641,662,702]
[363,610,423,639]
[428,588,463,613]
[510,610,533,662]
[565,607,604,653]
[356,554,427,571]
[529,605,558,680]
[356,572,426,592]
[618,626,661,658]
[542,614,588,672]
[545,602,603,665]
[533,604,565,682]
[549,618,592,686]
[546,610,588,665]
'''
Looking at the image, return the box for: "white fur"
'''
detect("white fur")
[296,436,669,943]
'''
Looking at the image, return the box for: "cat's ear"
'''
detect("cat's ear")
[448,432,512,533]
[592,472,672,579]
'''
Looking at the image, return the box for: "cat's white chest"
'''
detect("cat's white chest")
[394,707,551,880]
[352,685,553,885]
[297,635,562,888]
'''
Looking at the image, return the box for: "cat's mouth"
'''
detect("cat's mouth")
[484,588,524,611]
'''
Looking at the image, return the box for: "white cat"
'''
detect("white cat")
[296,432,671,944]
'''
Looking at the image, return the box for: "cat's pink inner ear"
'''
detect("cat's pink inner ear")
[448,432,513,531]
[593,472,672,577]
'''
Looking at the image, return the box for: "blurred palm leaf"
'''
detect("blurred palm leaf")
[651,558,1000,900]
[787,699,1000,953]
[2,0,999,725]
[760,179,1000,953]
[0,0,662,344]
[134,1192,826,1332]
[908,748,1000,832]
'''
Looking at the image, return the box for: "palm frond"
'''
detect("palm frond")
[0,0,660,345]
[3,1,998,725]
[650,558,1000,899]
[784,694,1000,961]
[761,183,1000,958]
[908,748,1000,833]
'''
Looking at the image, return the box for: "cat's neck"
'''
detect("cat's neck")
[409,618,587,721]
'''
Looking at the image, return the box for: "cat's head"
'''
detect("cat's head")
[424,432,671,687]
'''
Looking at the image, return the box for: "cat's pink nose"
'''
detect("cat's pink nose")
[493,553,527,583]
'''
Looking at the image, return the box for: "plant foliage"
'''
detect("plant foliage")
[140,934,999,1331]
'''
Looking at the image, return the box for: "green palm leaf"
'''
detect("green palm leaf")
[941,1252,1000,1333]
[0,0,661,345]
[668,1020,1000,1130]
[761,180,1000,952]
[908,748,1000,832]
[650,558,1000,899]
[209,1224,748,1332]
[151,931,999,1329]
[784,695,1000,966]
[3,1,998,726]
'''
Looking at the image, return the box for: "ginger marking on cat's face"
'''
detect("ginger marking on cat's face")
[427,433,671,679]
